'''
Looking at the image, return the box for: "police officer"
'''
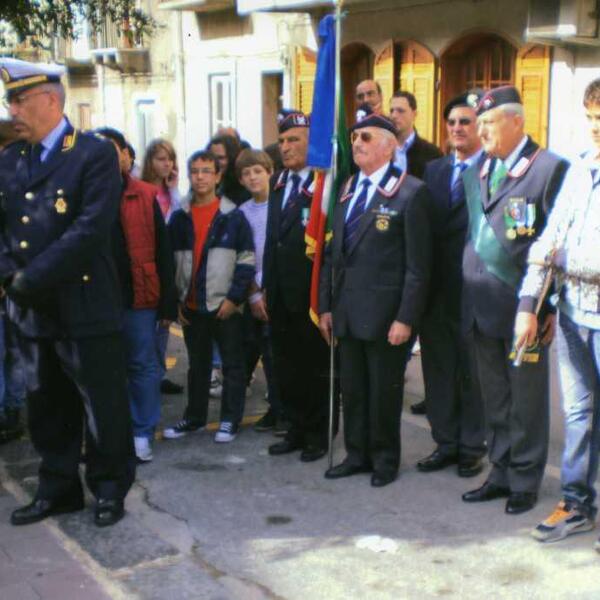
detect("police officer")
[263,110,330,462]
[319,112,432,487]
[417,91,486,477]
[461,86,568,514]
[0,58,135,527]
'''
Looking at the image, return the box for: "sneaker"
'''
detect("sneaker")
[254,410,276,432]
[214,422,238,443]
[134,436,153,462]
[531,500,595,543]
[163,419,204,439]
[209,369,223,398]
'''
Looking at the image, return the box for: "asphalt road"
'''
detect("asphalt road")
[0,326,598,600]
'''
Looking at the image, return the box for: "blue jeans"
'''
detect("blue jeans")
[124,309,161,438]
[156,321,170,380]
[557,311,600,517]
[0,314,26,417]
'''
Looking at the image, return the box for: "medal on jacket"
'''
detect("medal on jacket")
[55,189,67,214]
[302,207,310,227]
[525,199,536,236]
[504,197,526,239]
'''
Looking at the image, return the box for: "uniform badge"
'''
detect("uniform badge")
[54,198,67,214]
[375,217,389,232]
[0,68,9,83]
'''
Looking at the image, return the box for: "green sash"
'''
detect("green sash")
[463,166,522,290]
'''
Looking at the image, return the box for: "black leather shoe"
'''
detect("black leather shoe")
[417,450,457,473]
[458,456,484,478]
[325,461,372,479]
[94,499,125,527]
[11,496,84,526]
[371,472,397,487]
[268,439,302,456]
[300,446,326,462]
[160,379,184,395]
[505,492,537,515]
[462,481,510,503]
[410,400,426,415]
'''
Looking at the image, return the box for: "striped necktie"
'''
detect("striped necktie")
[450,162,468,206]
[344,178,372,250]
[281,173,302,219]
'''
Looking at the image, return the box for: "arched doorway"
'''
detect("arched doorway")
[341,42,374,127]
[439,33,517,146]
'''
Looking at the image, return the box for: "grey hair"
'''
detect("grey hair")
[40,82,66,109]
[499,102,524,119]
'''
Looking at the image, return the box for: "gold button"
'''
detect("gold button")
[21,216,30,224]
[82,274,90,282]
[19,241,28,249]
[57,189,64,196]
[25,192,34,200]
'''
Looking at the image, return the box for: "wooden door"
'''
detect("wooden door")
[397,41,436,142]
[294,47,317,115]
[515,44,551,148]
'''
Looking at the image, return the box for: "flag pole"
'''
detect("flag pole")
[327,0,343,470]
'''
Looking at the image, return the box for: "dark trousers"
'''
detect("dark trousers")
[270,308,329,448]
[339,336,409,475]
[242,306,281,415]
[472,323,549,493]
[420,305,485,459]
[17,332,136,502]
[182,310,246,426]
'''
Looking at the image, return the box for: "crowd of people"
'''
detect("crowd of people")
[0,56,599,556]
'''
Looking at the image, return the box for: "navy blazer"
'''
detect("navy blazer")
[319,163,432,341]
[263,168,315,315]
[462,137,568,339]
[0,120,123,338]
[423,154,471,320]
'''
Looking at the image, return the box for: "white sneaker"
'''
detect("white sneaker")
[134,436,153,462]
[214,422,238,443]
[210,369,223,398]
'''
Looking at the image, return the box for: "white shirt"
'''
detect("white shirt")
[344,162,390,221]
[39,117,68,162]
[393,130,416,173]
[281,167,311,210]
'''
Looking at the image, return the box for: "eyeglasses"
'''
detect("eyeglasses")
[2,91,51,109]
[447,117,473,126]
[351,131,375,144]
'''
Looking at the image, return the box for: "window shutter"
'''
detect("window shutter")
[295,47,317,115]
[398,41,436,143]
[373,41,395,112]
[515,44,551,148]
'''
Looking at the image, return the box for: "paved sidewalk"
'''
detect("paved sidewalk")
[0,484,114,600]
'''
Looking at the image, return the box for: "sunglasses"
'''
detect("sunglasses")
[356,90,377,100]
[447,117,473,126]
[351,131,374,143]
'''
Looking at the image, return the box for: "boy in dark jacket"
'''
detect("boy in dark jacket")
[163,151,255,443]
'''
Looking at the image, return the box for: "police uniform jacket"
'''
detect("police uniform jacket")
[319,163,432,341]
[0,121,123,338]
[462,137,568,340]
[263,169,315,315]
[423,155,470,320]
